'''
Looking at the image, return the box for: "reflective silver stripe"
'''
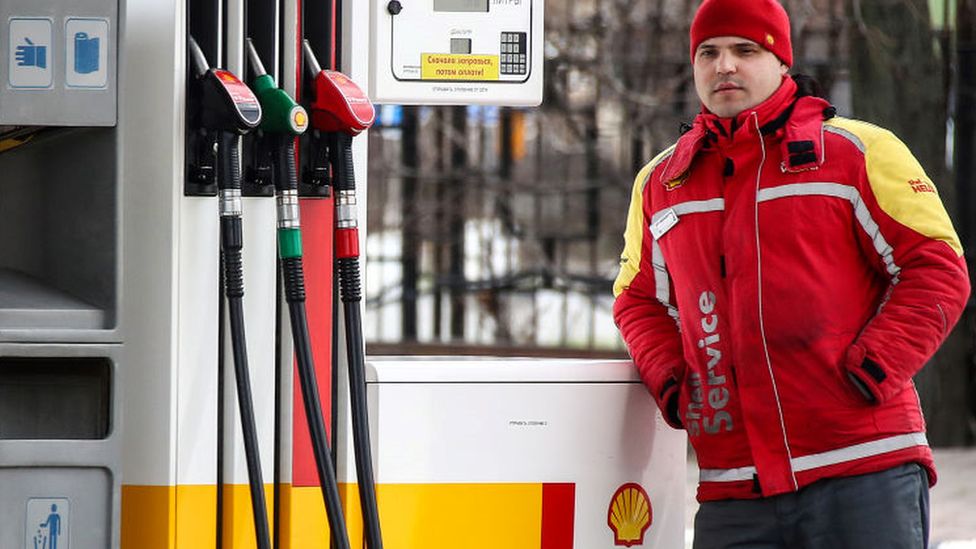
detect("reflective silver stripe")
[699,465,756,483]
[756,183,901,280]
[651,240,670,307]
[649,198,725,228]
[651,240,680,325]
[757,182,852,202]
[699,432,929,483]
[791,432,928,472]
[647,199,724,326]
[825,125,866,154]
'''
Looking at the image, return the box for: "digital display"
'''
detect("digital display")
[450,38,472,54]
[433,0,489,13]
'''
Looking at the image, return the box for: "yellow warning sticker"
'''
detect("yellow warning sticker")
[421,54,499,81]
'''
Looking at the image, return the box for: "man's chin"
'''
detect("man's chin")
[709,105,743,118]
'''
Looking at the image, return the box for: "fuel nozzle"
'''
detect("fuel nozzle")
[188,36,262,135]
[302,40,375,136]
[246,39,308,136]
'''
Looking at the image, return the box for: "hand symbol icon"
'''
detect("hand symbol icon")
[15,38,47,69]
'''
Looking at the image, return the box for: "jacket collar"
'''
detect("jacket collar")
[660,77,833,184]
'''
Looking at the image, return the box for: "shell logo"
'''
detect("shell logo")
[765,33,775,46]
[607,483,652,547]
[291,107,309,132]
[663,177,685,191]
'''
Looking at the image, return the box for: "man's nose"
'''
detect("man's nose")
[716,51,736,74]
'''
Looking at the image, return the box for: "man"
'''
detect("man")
[612,0,970,547]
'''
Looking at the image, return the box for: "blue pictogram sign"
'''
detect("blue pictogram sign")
[65,18,108,88]
[15,38,47,69]
[8,18,53,88]
[26,498,69,549]
[73,33,99,74]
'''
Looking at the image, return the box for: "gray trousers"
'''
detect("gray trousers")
[693,463,930,549]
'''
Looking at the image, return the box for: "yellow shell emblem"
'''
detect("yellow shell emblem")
[607,483,652,547]
[766,33,775,46]
[664,177,685,191]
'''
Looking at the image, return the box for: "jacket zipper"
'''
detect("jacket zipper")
[752,112,798,491]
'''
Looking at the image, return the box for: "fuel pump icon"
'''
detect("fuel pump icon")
[74,32,100,74]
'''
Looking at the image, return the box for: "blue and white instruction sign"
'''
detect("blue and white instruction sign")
[65,18,108,88]
[25,498,69,549]
[8,18,53,89]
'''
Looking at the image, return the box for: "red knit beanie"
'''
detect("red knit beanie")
[690,0,793,67]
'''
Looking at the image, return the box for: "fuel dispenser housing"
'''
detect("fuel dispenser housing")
[0,1,121,548]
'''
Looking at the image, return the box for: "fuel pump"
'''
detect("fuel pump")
[302,40,382,549]
[186,36,271,549]
[244,39,352,549]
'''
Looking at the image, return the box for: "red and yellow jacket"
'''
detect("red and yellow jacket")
[613,77,970,502]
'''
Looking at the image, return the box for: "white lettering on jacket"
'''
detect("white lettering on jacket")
[686,290,734,436]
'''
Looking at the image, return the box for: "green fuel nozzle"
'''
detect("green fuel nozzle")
[246,39,309,136]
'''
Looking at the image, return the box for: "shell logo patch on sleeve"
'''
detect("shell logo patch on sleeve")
[664,177,686,191]
[908,178,936,194]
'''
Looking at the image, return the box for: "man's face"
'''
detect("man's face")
[693,36,789,118]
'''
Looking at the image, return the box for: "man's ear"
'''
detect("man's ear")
[780,63,789,76]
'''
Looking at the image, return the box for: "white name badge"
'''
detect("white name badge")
[650,208,679,240]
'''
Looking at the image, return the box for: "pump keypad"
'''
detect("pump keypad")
[500,32,527,75]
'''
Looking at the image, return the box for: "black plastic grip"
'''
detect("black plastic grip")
[275,137,299,193]
[218,131,242,191]
[281,257,307,303]
[330,133,356,192]
[338,257,361,302]
[221,217,244,298]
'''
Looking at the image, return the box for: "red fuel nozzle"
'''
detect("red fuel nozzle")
[302,41,374,135]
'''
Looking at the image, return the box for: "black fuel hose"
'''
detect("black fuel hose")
[273,135,352,549]
[218,130,272,549]
[332,131,384,549]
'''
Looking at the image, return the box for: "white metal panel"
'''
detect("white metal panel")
[176,198,220,486]
[366,357,643,383]
[365,358,686,548]
[281,0,300,98]
[119,0,184,487]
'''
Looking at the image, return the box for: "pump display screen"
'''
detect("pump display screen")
[433,0,489,12]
